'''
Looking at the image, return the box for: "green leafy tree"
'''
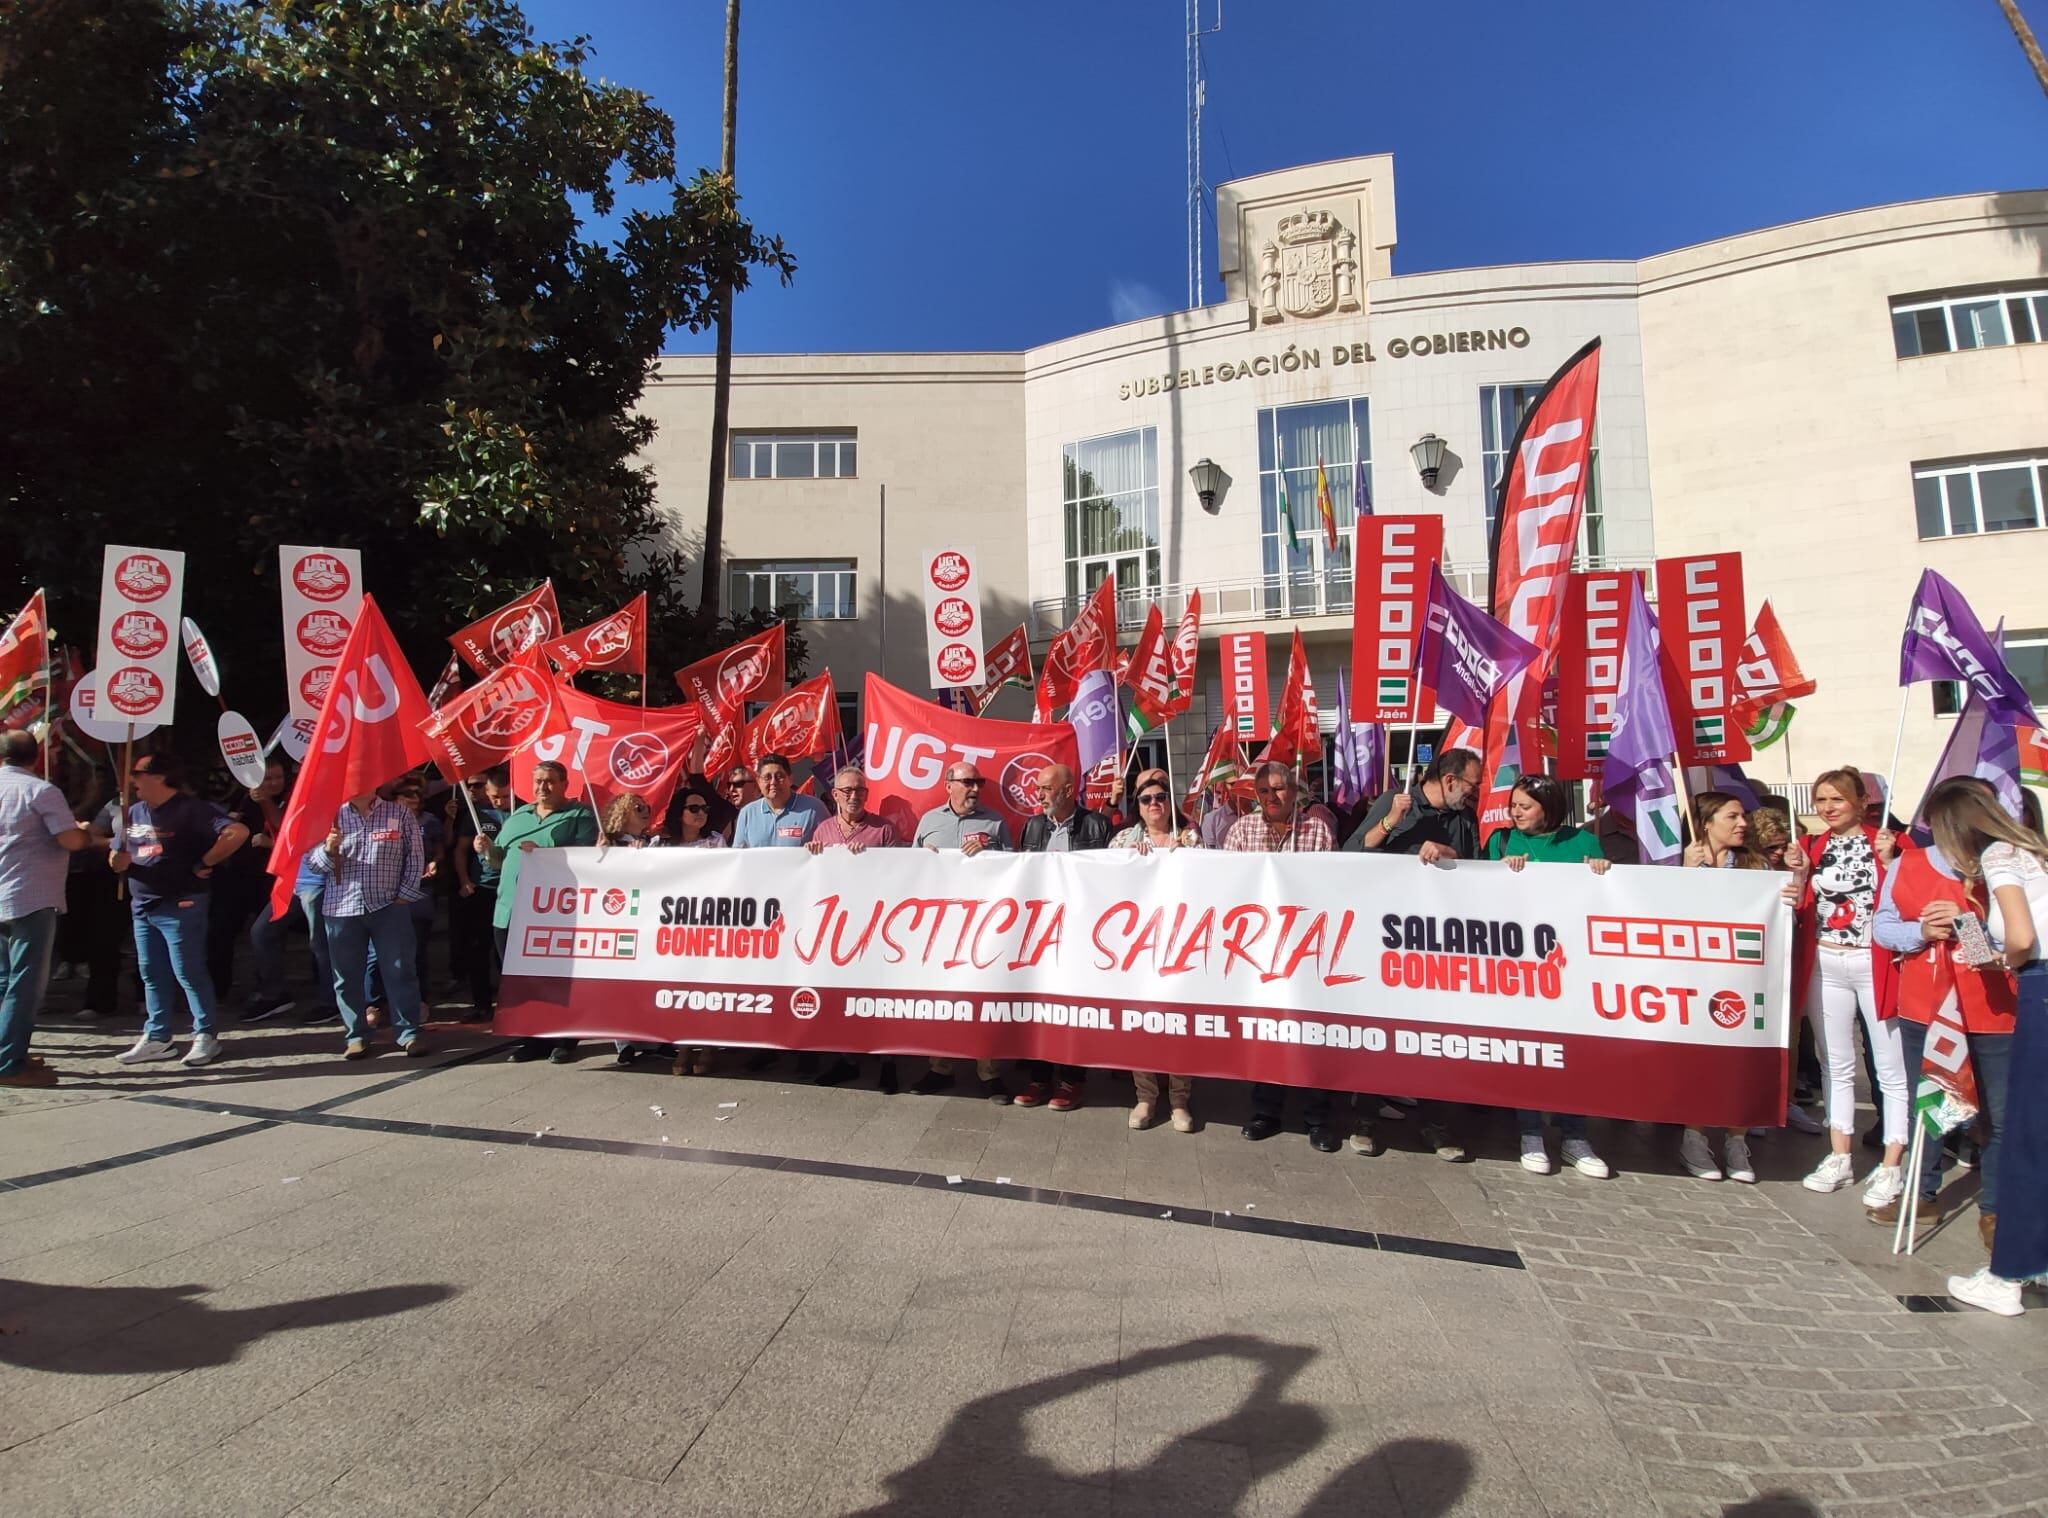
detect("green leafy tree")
[0,0,797,721]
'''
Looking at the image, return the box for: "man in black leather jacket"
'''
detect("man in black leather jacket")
[1015,763,1109,1108]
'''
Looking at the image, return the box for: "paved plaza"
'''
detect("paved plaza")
[4,984,2046,1517]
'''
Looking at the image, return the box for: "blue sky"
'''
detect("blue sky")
[523,0,2048,355]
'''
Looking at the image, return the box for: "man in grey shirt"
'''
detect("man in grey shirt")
[913,765,1012,853]
[1,731,92,1086]
[911,762,1010,1100]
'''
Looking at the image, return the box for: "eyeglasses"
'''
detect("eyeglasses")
[833,785,867,796]
[1136,790,1170,804]
[947,777,983,787]
[1254,785,1292,797]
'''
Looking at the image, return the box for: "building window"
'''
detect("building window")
[1892,287,2048,358]
[1258,397,1372,618]
[730,431,858,480]
[1480,383,1604,566]
[1913,454,2048,540]
[728,560,857,620]
[1934,628,2048,716]
[1062,428,1159,622]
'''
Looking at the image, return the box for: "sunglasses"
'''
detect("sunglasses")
[682,802,709,814]
[1136,790,1170,804]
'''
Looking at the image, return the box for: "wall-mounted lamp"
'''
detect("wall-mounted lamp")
[1409,433,1448,491]
[1189,457,1226,514]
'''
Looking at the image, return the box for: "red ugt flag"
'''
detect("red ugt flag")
[737,670,839,771]
[449,582,561,675]
[419,654,560,783]
[1034,577,1117,719]
[1265,629,1322,767]
[268,596,432,918]
[674,623,786,729]
[542,592,647,677]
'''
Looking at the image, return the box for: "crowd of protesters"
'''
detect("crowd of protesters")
[1,725,2042,1317]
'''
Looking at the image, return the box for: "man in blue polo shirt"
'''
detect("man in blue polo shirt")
[731,754,826,849]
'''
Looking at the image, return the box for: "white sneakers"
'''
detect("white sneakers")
[1679,1129,1722,1181]
[1562,1139,1612,1179]
[1947,1267,2024,1317]
[1723,1136,1756,1184]
[1803,1152,1857,1193]
[114,1036,221,1066]
[1520,1135,1555,1174]
[1785,1103,1825,1135]
[1861,1164,1905,1211]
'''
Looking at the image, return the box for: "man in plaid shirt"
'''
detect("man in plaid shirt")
[308,785,426,1059]
[1222,762,1336,853]
[1226,762,1343,1151]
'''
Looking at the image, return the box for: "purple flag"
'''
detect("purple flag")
[1329,671,1384,808]
[1899,570,2039,729]
[1353,452,1372,521]
[1068,669,1120,776]
[1601,578,1684,863]
[1911,624,2026,836]
[1421,563,1539,728]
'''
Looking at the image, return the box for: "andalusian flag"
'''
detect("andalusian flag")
[1745,700,1796,750]
[1277,436,1300,552]
[1314,457,1339,551]
[2021,726,2048,787]
[0,590,49,713]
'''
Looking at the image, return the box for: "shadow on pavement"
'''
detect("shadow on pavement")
[1724,1495,1823,1517]
[852,1332,1472,1515]
[0,1279,456,1373]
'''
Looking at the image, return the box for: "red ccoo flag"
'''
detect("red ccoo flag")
[1475,338,1601,842]
[268,596,432,919]
[0,590,49,714]
[1263,629,1323,767]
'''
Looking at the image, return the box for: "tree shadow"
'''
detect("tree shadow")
[0,1278,455,1374]
[849,1332,1472,1516]
[1723,1495,1823,1518]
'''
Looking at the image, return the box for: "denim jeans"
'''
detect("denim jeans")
[1898,1015,2014,1213]
[1517,1109,1588,1141]
[0,908,58,1074]
[133,896,219,1042]
[326,901,422,1044]
[249,890,335,1007]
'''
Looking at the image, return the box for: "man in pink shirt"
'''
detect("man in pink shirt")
[806,766,900,1090]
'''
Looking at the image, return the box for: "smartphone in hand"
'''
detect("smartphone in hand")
[1952,913,2001,967]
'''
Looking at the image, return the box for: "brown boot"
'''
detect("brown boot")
[1868,1196,1941,1229]
[1979,1212,1996,1251]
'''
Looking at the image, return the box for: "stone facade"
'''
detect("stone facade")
[640,156,2048,792]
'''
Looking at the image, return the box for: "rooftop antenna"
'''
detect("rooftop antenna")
[1187,0,1223,310]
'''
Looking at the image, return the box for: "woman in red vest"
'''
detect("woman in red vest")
[1871,777,2017,1235]
[1787,767,1910,1209]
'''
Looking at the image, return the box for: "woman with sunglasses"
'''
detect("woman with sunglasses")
[1111,768,1201,1132]
[666,785,724,1075]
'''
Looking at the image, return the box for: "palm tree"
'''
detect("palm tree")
[697,0,741,629]
[1996,0,2048,99]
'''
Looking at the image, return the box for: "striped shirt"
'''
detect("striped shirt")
[307,799,424,917]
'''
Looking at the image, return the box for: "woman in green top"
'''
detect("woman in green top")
[475,760,600,1063]
[1488,775,1614,1179]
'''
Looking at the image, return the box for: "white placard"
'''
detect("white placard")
[920,546,984,688]
[95,545,186,725]
[69,670,163,744]
[218,710,267,788]
[279,546,363,722]
[181,617,222,698]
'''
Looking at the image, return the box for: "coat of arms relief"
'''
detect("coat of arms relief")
[1256,210,1362,324]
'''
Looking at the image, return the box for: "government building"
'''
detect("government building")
[639,154,2048,801]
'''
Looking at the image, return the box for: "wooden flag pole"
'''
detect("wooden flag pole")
[38,588,51,779]
[116,725,134,902]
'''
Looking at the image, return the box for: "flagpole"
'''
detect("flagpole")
[1893,1123,1926,1255]
[38,588,50,779]
[116,724,133,903]
[1883,686,1911,825]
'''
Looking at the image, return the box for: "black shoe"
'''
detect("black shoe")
[509,1041,544,1063]
[1308,1126,1342,1154]
[879,1059,899,1096]
[910,1070,952,1096]
[242,997,296,1024]
[548,1044,578,1065]
[814,1058,859,1087]
[983,1078,1012,1106]
[615,1048,641,1068]
[1242,1116,1282,1142]
[744,1050,780,1073]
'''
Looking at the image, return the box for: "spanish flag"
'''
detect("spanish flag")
[1314,457,1339,551]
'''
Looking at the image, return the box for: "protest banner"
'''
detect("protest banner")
[1218,631,1270,740]
[498,847,1793,1128]
[1654,553,1748,765]
[862,673,1077,842]
[921,547,985,688]
[279,547,364,722]
[1349,515,1442,724]
[1555,570,1638,781]
[96,545,185,725]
